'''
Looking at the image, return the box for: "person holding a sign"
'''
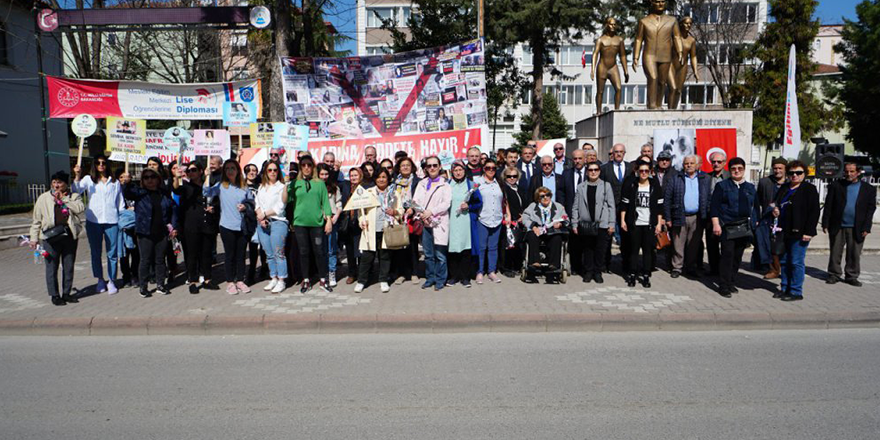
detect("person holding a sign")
[73,155,123,295]
[390,157,421,286]
[206,159,255,295]
[290,155,334,294]
[121,168,179,297]
[255,163,290,294]
[354,168,398,294]
[412,156,453,291]
[172,162,220,294]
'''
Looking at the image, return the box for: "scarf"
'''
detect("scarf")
[426,176,442,191]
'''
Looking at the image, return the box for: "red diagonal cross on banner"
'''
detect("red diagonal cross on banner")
[331,57,439,136]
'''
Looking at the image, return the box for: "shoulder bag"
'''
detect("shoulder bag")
[43,224,72,245]
[722,218,752,240]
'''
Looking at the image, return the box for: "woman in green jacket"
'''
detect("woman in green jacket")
[289,155,333,293]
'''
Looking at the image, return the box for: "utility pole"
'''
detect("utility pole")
[35,20,51,185]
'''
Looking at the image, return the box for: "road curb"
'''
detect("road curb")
[2,311,880,335]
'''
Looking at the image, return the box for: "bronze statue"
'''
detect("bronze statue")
[632,0,683,110]
[668,16,700,109]
[591,17,630,114]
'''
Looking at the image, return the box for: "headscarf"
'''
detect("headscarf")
[450,161,467,184]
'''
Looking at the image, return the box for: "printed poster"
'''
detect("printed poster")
[654,129,696,171]
[249,122,276,149]
[194,129,231,159]
[223,102,257,127]
[107,117,146,158]
[273,123,310,152]
[109,129,196,165]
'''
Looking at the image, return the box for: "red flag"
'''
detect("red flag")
[581,49,587,68]
[695,128,737,172]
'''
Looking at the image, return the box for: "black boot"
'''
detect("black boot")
[626,274,637,287]
[640,274,651,288]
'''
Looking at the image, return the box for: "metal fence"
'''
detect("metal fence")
[0,181,44,206]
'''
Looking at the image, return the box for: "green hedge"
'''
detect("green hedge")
[0,204,33,216]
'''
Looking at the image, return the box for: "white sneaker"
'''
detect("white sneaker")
[271,280,286,293]
[329,271,337,287]
[264,278,278,291]
[199,276,205,284]
[380,282,390,293]
[354,283,365,293]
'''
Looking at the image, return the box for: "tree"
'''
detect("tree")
[490,0,601,140]
[743,0,842,147]
[513,92,568,147]
[831,0,880,155]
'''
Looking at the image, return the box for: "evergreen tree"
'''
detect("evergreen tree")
[831,0,880,155]
[743,0,842,147]
[513,92,569,148]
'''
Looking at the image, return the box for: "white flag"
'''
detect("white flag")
[782,44,801,159]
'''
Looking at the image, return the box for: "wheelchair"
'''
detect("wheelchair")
[520,226,571,284]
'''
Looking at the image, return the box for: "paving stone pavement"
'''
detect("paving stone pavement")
[0,243,878,334]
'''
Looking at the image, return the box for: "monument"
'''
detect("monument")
[668,16,700,110]
[631,0,683,110]
[591,17,630,114]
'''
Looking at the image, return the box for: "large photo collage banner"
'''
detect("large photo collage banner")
[279,38,487,167]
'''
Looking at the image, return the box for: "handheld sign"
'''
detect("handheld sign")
[343,185,381,211]
[71,114,97,167]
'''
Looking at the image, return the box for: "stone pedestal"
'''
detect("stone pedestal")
[572,109,754,164]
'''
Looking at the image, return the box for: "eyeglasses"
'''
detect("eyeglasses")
[711,160,724,164]
[539,194,551,199]
[658,158,670,161]
[267,169,279,173]
[541,163,553,167]
[554,147,564,151]
[788,170,805,176]
[505,175,518,179]
[301,163,313,168]
[730,166,745,171]
[587,168,600,172]
[425,163,440,169]
[638,169,651,173]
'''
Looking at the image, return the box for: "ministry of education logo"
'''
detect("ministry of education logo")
[239,87,255,102]
[57,87,80,107]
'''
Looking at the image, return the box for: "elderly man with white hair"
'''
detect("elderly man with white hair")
[704,150,730,275]
[664,154,710,278]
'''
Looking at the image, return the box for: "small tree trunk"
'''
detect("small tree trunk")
[530,35,545,141]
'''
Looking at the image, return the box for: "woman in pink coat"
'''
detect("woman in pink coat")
[411,155,452,291]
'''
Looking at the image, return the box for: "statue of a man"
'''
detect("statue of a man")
[632,0,683,109]
[668,16,700,109]
[591,17,630,114]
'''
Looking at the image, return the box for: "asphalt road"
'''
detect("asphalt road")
[1,331,879,439]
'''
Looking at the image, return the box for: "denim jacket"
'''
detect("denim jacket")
[709,178,758,226]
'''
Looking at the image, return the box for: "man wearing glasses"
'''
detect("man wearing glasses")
[552,143,573,175]
[705,151,729,275]
[562,149,589,275]
[665,154,709,278]
[528,156,565,205]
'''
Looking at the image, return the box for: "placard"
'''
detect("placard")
[343,185,380,211]
[107,117,146,157]
[71,114,97,138]
[223,102,257,127]
[194,129,231,159]
[249,122,276,149]
[273,123,310,152]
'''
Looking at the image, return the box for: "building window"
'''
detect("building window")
[687,2,758,24]
[232,32,248,57]
[559,45,592,66]
[367,7,398,27]
[365,46,391,55]
[522,46,532,65]
[232,67,249,80]
[0,22,8,65]
[521,88,530,105]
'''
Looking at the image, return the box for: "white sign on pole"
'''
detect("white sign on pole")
[782,44,802,159]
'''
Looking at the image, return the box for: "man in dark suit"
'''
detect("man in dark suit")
[822,163,877,287]
[552,142,574,175]
[516,142,539,189]
[600,143,632,273]
[528,155,565,204]
[561,149,588,275]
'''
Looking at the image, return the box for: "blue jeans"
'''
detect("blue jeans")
[85,221,119,280]
[422,227,448,287]
[780,238,809,297]
[257,220,289,279]
[325,225,339,273]
[476,223,500,275]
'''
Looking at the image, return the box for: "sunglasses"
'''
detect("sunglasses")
[95,161,107,165]
[270,153,280,157]
[587,168,600,172]
[554,147,564,151]
[638,169,651,173]
[540,194,551,199]
[788,170,805,176]
[267,168,279,173]
[484,167,496,171]
[143,175,159,180]
[186,168,199,173]
[301,163,314,168]
[505,175,518,179]
[425,163,440,169]
[711,160,724,164]
[541,163,553,167]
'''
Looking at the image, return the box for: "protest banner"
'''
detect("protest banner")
[279,38,489,161]
[110,129,195,165]
[249,122,276,149]
[223,102,257,127]
[71,114,97,166]
[273,123,310,152]
[194,129,231,159]
[107,117,146,168]
[47,76,262,120]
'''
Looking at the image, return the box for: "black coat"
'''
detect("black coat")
[561,166,588,216]
[600,160,632,210]
[502,182,526,223]
[527,172,565,205]
[172,180,220,235]
[774,182,820,238]
[822,179,876,243]
[620,178,664,229]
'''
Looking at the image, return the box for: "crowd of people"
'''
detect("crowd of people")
[29,142,876,306]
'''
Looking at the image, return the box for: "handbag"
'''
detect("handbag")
[578,220,599,236]
[42,224,72,244]
[723,218,752,240]
[407,215,423,235]
[655,228,671,250]
[383,222,409,249]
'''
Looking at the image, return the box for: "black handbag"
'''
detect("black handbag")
[42,224,72,244]
[722,218,752,240]
[578,220,600,236]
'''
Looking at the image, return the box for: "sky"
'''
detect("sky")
[328,0,864,56]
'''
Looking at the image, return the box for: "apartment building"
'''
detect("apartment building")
[356,0,768,150]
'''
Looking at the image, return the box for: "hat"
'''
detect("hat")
[50,170,70,183]
[657,151,673,160]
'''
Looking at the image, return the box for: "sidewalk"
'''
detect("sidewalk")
[0,244,878,335]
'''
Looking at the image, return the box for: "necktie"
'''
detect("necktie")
[576,170,582,186]
[525,163,531,181]
[617,163,622,182]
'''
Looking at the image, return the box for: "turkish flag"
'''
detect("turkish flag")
[696,128,737,172]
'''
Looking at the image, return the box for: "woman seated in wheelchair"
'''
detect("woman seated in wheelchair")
[522,186,568,277]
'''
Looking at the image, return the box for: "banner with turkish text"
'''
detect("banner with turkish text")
[47,76,262,120]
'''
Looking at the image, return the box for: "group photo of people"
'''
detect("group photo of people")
[29,141,876,306]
